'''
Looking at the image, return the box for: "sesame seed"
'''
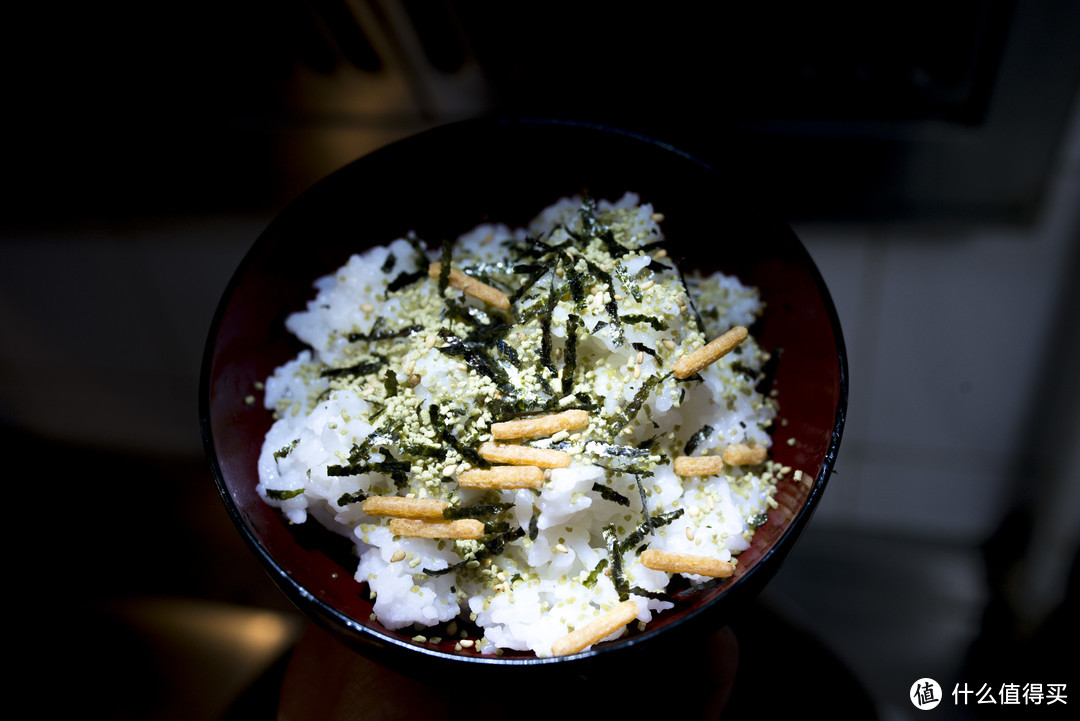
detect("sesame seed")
[361,303,374,312]
[685,527,695,541]
[391,550,406,562]
[662,339,676,350]
[640,279,655,291]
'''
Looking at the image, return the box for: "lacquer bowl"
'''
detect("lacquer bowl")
[200,117,847,681]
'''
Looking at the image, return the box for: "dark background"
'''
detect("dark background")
[4,2,1078,718]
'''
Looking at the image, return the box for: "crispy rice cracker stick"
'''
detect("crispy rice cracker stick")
[457,465,545,489]
[722,442,768,466]
[388,518,485,540]
[550,600,640,656]
[673,455,726,476]
[361,496,448,520]
[671,325,748,379]
[490,409,590,440]
[478,442,572,468]
[428,262,510,310]
[640,549,734,578]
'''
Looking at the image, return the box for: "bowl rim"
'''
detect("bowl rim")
[199,116,849,671]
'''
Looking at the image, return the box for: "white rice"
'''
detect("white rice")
[256,193,779,657]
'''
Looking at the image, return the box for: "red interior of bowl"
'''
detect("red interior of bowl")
[201,119,846,670]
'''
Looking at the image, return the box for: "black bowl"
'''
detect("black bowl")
[200,117,847,680]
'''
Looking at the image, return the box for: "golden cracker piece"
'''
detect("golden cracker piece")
[490,409,590,440]
[361,496,448,520]
[640,549,735,578]
[478,442,572,469]
[673,455,726,477]
[388,518,485,540]
[428,262,510,311]
[722,442,768,466]
[550,600,640,657]
[671,325,749,379]
[457,465,544,489]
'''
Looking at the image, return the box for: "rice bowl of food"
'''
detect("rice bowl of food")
[201,118,847,677]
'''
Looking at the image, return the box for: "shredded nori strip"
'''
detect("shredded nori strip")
[591,482,631,506]
[273,438,299,461]
[336,489,369,505]
[496,338,521,367]
[508,263,549,306]
[435,330,512,393]
[380,252,396,275]
[583,558,609,588]
[562,313,580,396]
[438,239,453,292]
[386,269,426,293]
[583,259,625,344]
[266,488,304,501]
[684,424,714,456]
[588,441,652,459]
[620,314,669,332]
[428,404,489,468]
[563,257,587,309]
[628,585,678,602]
[673,262,707,335]
[326,446,410,484]
[321,354,387,378]
[606,372,671,436]
[347,318,422,342]
[614,260,642,302]
[422,527,525,576]
[748,512,769,529]
[442,502,512,520]
[603,524,625,595]
[618,509,683,555]
[577,197,629,257]
[382,368,398,397]
[539,273,560,375]
[399,442,447,461]
[632,342,660,366]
